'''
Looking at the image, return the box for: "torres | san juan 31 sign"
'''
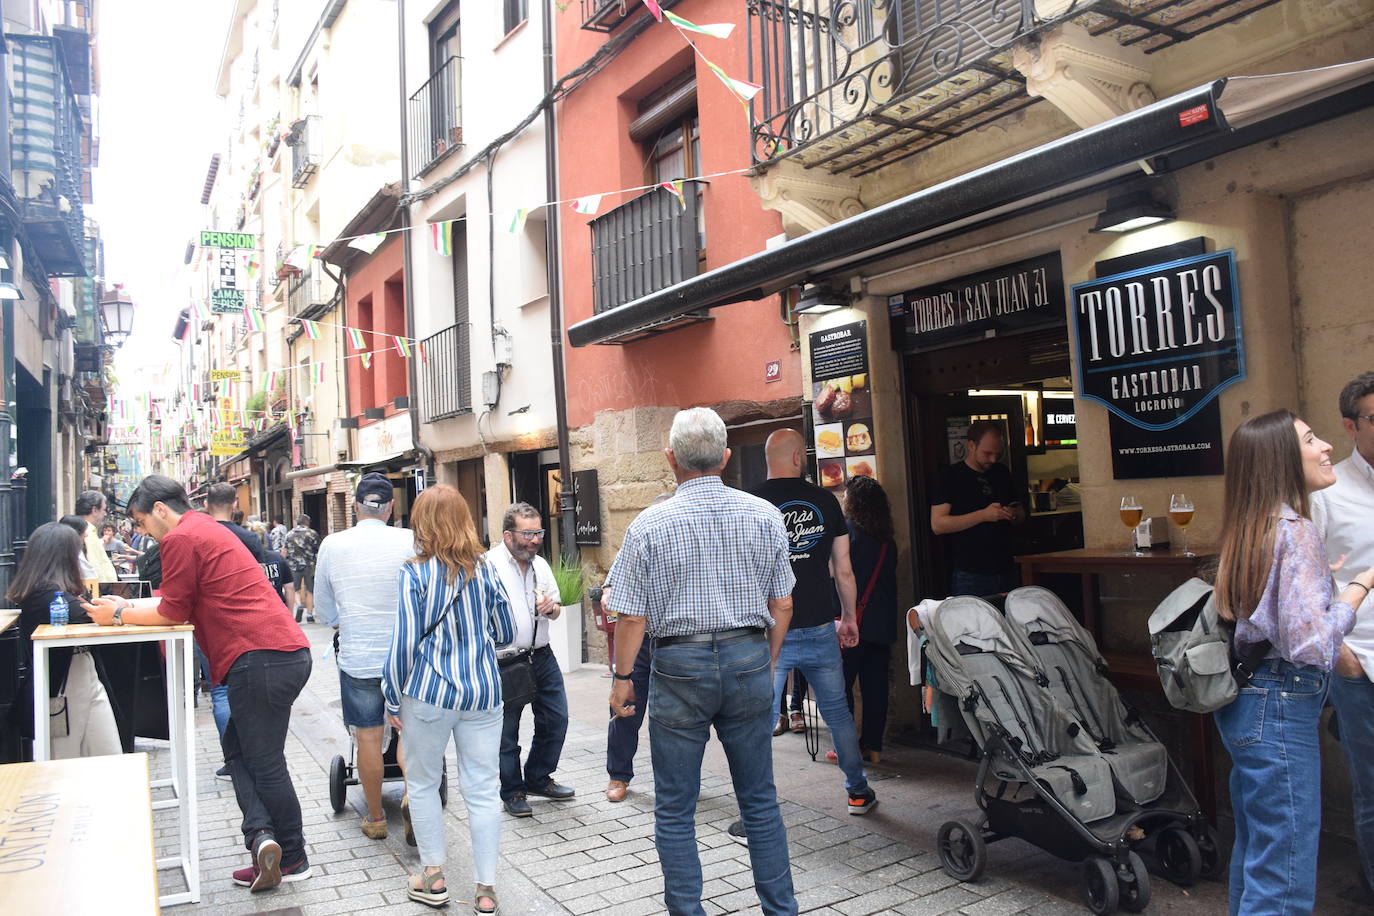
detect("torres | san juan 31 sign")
[1072,249,1243,477]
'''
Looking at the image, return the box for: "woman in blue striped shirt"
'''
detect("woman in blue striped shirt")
[383,485,515,911]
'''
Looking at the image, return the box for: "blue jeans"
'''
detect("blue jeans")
[499,646,568,799]
[649,634,796,916]
[1330,672,1374,890]
[950,568,1020,598]
[772,624,869,796]
[197,645,230,740]
[400,696,503,882]
[1213,658,1328,916]
[607,641,652,783]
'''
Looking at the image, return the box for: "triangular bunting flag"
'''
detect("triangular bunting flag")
[347,327,366,350]
[395,336,412,358]
[642,0,662,21]
[417,342,427,363]
[300,319,320,340]
[360,351,372,370]
[348,232,388,255]
[430,221,453,256]
[703,59,762,103]
[507,208,530,233]
[570,194,603,215]
[245,310,265,332]
[312,362,326,385]
[663,11,734,39]
[658,179,686,209]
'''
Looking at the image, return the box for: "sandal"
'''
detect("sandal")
[401,794,416,847]
[408,869,449,908]
[474,883,498,915]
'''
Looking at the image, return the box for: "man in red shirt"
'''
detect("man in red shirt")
[85,475,313,892]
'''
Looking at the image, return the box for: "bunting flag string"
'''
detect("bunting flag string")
[507,208,530,234]
[658,179,686,209]
[430,220,453,256]
[395,336,412,358]
[347,327,367,350]
[663,10,734,39]
[300,319,321,340]
[244,309,266,332]
[570,194,603,216]
[348,232,387,254]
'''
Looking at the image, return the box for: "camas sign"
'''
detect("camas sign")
[1072,249,1243,431]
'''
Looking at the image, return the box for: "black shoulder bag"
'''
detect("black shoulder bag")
[417,566,538,708]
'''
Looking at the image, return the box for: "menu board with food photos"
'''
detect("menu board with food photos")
[809,320,877,492]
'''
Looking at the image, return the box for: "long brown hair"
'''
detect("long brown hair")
[408,485,484,585]
[5,522,84,604]
[1215,409,1308,621]
[844,475,894,541]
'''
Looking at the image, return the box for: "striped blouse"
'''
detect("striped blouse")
[382,555,516,715]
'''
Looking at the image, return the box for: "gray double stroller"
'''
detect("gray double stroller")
[919,586,1221,914]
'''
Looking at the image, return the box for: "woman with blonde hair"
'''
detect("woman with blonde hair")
[382,485,515,912]
[1213,409,1374,914]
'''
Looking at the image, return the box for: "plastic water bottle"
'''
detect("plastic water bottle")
[49,592,69,627]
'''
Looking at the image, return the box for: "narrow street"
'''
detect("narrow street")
[143,622,1364,915]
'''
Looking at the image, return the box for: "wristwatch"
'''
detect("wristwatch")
[613,671,633,681]
[112,603,126,626]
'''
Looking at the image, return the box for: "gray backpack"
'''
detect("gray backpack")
[1148,578,1269,714]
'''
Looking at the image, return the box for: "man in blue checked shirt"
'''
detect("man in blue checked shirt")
[607,407,799,916]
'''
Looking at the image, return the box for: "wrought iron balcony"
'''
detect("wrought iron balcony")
[8,34,87,276]
[747,0,1275,175]
[408,57,463,180]
[580,0,680,32]
[588,183,709,340]
[419,323,473,422]
[288,115,321,188]
[288,269,330,317]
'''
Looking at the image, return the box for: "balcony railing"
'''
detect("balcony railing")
[8,34,87,276]
[408,56,463,180]
[590,182,700,318]
[288,269,330,317]
[746,0,1095,173]
[288,115,321,188]
[419,323,472,422]
[580,0,680,31]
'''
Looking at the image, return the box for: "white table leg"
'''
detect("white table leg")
[180,636,200,902]
[31,642,50,762]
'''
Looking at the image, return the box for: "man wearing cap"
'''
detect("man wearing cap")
[488,502,576,817]
[313,473,416,840]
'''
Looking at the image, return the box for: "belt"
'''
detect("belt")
[655,626,765,648]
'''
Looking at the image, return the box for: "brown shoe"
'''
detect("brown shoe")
[772,714,788,737]
[361,814,388,839]
[789,711,806,733]
[605,779,628,803]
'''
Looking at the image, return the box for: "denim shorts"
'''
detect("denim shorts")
[339,669,386,728]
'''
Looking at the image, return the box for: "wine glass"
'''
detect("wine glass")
[1169,493,1196,557]
[1120,495,1144,557]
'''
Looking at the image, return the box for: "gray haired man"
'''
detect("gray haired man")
[607,407,798,915]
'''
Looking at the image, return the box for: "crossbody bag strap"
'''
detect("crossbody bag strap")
[853,542,889,630]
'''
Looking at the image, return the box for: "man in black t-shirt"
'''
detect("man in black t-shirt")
[930,420,1024,596]
[745,430,876,825]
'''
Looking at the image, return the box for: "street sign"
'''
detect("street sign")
[209,369,240,381]
[200,231,257,249]
[211,288,245,312]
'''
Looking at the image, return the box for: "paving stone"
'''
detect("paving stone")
[896,886,982,916]
[833,884,920,915]
[960,889,1050,916]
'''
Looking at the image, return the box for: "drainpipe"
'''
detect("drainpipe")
[396,0,434,481]
[543,0,577,566]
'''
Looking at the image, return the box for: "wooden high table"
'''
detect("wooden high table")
[30,622,199,906]
[0,753,159,913]
[1015,546,1219,819]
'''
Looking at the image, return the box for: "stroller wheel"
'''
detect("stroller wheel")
[936,820,987,883]
[438,768,449,807]
[329,754,348,813]
[1195,822,1226,881]
[1117,851,1151,913]
[1082,856,1119,915]
[1155,826,1201,886]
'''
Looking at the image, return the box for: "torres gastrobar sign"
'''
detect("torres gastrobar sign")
[1072,249,1244,431]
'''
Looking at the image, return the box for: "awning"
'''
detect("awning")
[285,463,337,481]
[338,452,415,471]
[569,58,1374,347]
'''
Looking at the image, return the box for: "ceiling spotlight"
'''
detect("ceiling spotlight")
[1091,191,1175,234]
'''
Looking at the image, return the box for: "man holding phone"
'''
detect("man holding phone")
[930,420,1025,596]
[487,502,575,818]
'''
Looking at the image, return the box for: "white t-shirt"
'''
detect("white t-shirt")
[486,542,556,652]
[1311,448,1374,680]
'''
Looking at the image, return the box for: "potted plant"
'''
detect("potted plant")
[547,556,586,675]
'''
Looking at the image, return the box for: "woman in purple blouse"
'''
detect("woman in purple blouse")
[1213,409,1374,915]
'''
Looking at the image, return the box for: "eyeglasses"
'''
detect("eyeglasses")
[513,529,545,540]
[1357,414,1374,426]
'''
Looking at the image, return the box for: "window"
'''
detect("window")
[631,76,704,251]
[503,0,527,34]
[429,1,461,72]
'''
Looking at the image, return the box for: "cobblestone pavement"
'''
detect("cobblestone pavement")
[149,622,1368,915]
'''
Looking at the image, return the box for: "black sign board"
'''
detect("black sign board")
[1109,400,1225,479]
[890,252,1065,351]
[1072,249,1243,433]
[573,470,601,546]
[808,321,879,491]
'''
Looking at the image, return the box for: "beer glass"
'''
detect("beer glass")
[1169,493,1195,557]
[1120,496,1144,557]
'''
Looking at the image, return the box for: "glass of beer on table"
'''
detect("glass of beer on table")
[1120,495,1144,557]
[1169,493,1195,557]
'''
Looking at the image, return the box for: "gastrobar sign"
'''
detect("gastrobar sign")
[1072,249,1243,431]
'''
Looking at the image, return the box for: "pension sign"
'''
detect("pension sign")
[1072,249,1243,431]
